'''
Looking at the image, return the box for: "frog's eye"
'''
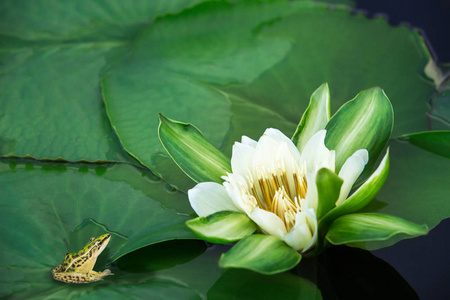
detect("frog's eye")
[89,237,96,242]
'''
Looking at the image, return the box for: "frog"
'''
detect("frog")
[51,233,113,284]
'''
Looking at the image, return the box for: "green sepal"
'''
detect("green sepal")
[325,87,393,176]
[315,168,343,220]
[219,234,302,275]
[186,211,257,244]
[326,213,428,246]
[292,83,330,152]
[320,150,390,228]
[399,131,450,159]
[158,114,231,183]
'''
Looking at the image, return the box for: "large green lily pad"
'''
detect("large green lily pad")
[0,159,196,298]
[0,0,204,163]
[102,0,443,191]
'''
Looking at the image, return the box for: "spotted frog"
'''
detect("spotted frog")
[52,233,113,284]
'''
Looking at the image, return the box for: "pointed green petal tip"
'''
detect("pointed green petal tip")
[292,82,330,152]
[186,211,256,244]
[158,114,231,183]
[326,213,428,246]
[320,149,390,226]
[316,168,343,220]
[325,87,393,177]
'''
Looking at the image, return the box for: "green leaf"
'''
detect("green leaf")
[186,211,257,244]
[325,87,393,174]
[315,167,343,219]
[219,234,302,275]
[0,0,204,42]
[0,0,204,164]
[292,83,330,152]
[0,45,134,163]
[320,150,390,228]
[158,114,231,183]
[399,131,450,159]
[326,213,428,246]
[0,159,197,298]
[360,138,450,249]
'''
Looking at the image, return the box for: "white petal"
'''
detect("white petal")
[324,150,336,173]
[241,135,257,148]
[353,149,369,164]
[275,142,301,195]
[231,142,256,178]
[250,208,287,239]
[284,223,311,251]
[300,130,333,172]
[336,149,369,206]
[264,128,301,163]
[302,208,318,252]
[283,209,317,252]
[252,132,281,173]
[222,173,252,214]
[303,172,318,210]
[188,182,240,217]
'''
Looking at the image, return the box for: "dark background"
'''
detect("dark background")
[355,1,450,299]
[355,0,450,63]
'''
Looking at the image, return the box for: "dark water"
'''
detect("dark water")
[372,219,450,300]
[355,1,450,299]
[355,0,450,63]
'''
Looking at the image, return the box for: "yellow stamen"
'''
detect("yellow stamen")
[244,162,308,231]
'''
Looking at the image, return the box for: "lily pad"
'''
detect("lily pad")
[0,159,196,298]
[102,0,443,190]
[0,0,204,163]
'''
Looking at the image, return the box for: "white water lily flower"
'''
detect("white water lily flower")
[188,128,368,252]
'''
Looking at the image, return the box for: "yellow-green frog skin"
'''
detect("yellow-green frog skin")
[52,234,113,284]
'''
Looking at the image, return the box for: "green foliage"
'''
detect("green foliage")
[0,0,449,296]
[0,160,196,298]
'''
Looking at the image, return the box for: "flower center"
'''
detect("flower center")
[245,164,307,231]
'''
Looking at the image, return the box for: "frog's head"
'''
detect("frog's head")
[85,233,111,257]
